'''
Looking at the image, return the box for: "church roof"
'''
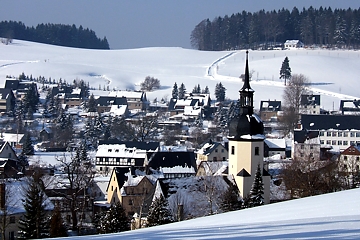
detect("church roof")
[237,168,251,177]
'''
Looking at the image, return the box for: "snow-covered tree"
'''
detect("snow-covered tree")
[202,85,210,94]
[18,178,50,239]
[248,164,265,207]
[94,203,130,234]
[220,182,242,212]
[87,93,97,112]
[146,195,173,227]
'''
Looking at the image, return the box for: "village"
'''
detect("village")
[0,47,359,238]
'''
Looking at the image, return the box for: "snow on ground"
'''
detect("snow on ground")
[1,40,359,111]
[57,188,360,239]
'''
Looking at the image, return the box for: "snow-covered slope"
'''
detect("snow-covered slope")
[60,188,360,239]
[1,40,359,111]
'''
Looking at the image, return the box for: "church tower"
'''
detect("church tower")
[228,51,270,204]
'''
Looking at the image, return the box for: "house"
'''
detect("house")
[145,151,197,176]
[196,161,228,176]
[0,88,15,114]
[299,114,360,151]
[264,138,286,158]
[109,90,148,111]
[292,129,321,160]
[338,144,360,175]
[95,96,128,115]
[340,99,360,115]
[95,141,160,174]
[0,141,22,178]
[300,94,321,115]
[196,139,228,162]
[4,79,38,100]
[259,100,281,122]
[0,180,54,240]
[284,40,304,49]
[106,168,158,220]
[0,133,24,149]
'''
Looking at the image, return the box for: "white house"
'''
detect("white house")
[284,40,304,49]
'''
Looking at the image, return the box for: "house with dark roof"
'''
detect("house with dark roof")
[0,88,15,114]
[4,79,38,100]
[299,114,360,151]
[259,100,281,122]
[145,151,197,177]
[339,145,360,177]
[340,99,360,115]
[95,96,128,115]
[300,94,321,115]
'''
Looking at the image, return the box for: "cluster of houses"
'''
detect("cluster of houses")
[0,50,359,238]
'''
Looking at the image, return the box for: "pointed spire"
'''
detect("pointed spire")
[241,50,253,92]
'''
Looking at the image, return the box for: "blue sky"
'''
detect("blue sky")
[0,0,358,49]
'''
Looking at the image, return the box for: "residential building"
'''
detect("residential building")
[299,114,360,151]
[259,100,281,122]
[196,139,228,161]
[109,90,148,111]
[284,40,304,49]
[0,88,15,114]
[339,144,360,174]
[300,94,321,115]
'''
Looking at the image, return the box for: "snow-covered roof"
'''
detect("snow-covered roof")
[109,90,143,99]
[0,133,24,143]
[183,106,201,116]
[264,139,286,149]
[109,104,127,116]
[160,166,195,174]
[96,144,147,158]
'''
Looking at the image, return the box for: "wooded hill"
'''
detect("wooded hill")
[190,6,360,51]
[0,21,109,49]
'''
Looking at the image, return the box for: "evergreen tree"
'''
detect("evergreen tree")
[22,132,34,155]
[172,82,178,99]
[202,86,210,94]
[280,57,291,85]
[93,203,130,234]
[220,182,242,212]
[49,206,67,238]
[18,178,50,239]
[22,83,39,118]
[87,93,97,112]
[249,164,265,207]
[178,83,186,99]
[215,82,226,102]
[146,195,173,227]
[192,84,201,94]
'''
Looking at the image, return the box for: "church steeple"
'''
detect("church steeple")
[239,50,254,116]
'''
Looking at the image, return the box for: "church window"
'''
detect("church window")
[231,146,235,155]
[255,147,259,156]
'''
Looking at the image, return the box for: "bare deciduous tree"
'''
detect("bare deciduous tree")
[140,76,160,91]
[280,74,310,135]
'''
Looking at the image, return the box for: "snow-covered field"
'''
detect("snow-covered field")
[58,188,360,239]
[1,40,359,111]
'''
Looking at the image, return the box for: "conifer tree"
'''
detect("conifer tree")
[87,93,97,112]
[215,82,226,102]
[280,57,291,86]
[178,83,186,99]
[49,206,67,238]
[146,195,173,227]
[93,203,130,234]
[249,164,265,207]
[18,178,50,239]
[172,82,178,99]
[220,182,242,212]
[22,132,34,156]
[202,86,210,94]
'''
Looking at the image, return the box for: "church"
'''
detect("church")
[228,51,270,204]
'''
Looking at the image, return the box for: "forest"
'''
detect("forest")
[0,21,109,49]
[190,6,360,51]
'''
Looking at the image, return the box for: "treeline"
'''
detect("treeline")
[0,21,109,49]
[190,6,360,51]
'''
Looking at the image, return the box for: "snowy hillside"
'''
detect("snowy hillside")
[60,188,360,239]
[1,40,360,111]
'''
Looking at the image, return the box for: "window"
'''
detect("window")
[338,132,343,137]
[310,145,313,149]
[221,149,224,153]
[344,164,347,169]
[356,132,360,137]
[319,131,324,136]
[309,153,313,157]
[332,132,336,137]
[338,141,342,145]
[129,199,133,205]
[332,140,336,145]
[9,216,15,223]
[344,132,348,137]
[320,140,324,144]
[343,141,348,145]
[350,132,355,137]
[8,153,11,158]
[300,145,304,149]
[327,132,331,137]
[326,140,331,145]
[213,157,217,161]
[255,147,259,156]
[344,156,348,160]
[356,157,359,161]
[9,231,14,240]
[231,146,235,155]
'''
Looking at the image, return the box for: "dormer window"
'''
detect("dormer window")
[108,149,112,152]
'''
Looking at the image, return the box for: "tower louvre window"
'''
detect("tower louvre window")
[255,147,259,155]
[231,146,235,155]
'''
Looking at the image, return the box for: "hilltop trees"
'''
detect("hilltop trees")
[190,7,360,50]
